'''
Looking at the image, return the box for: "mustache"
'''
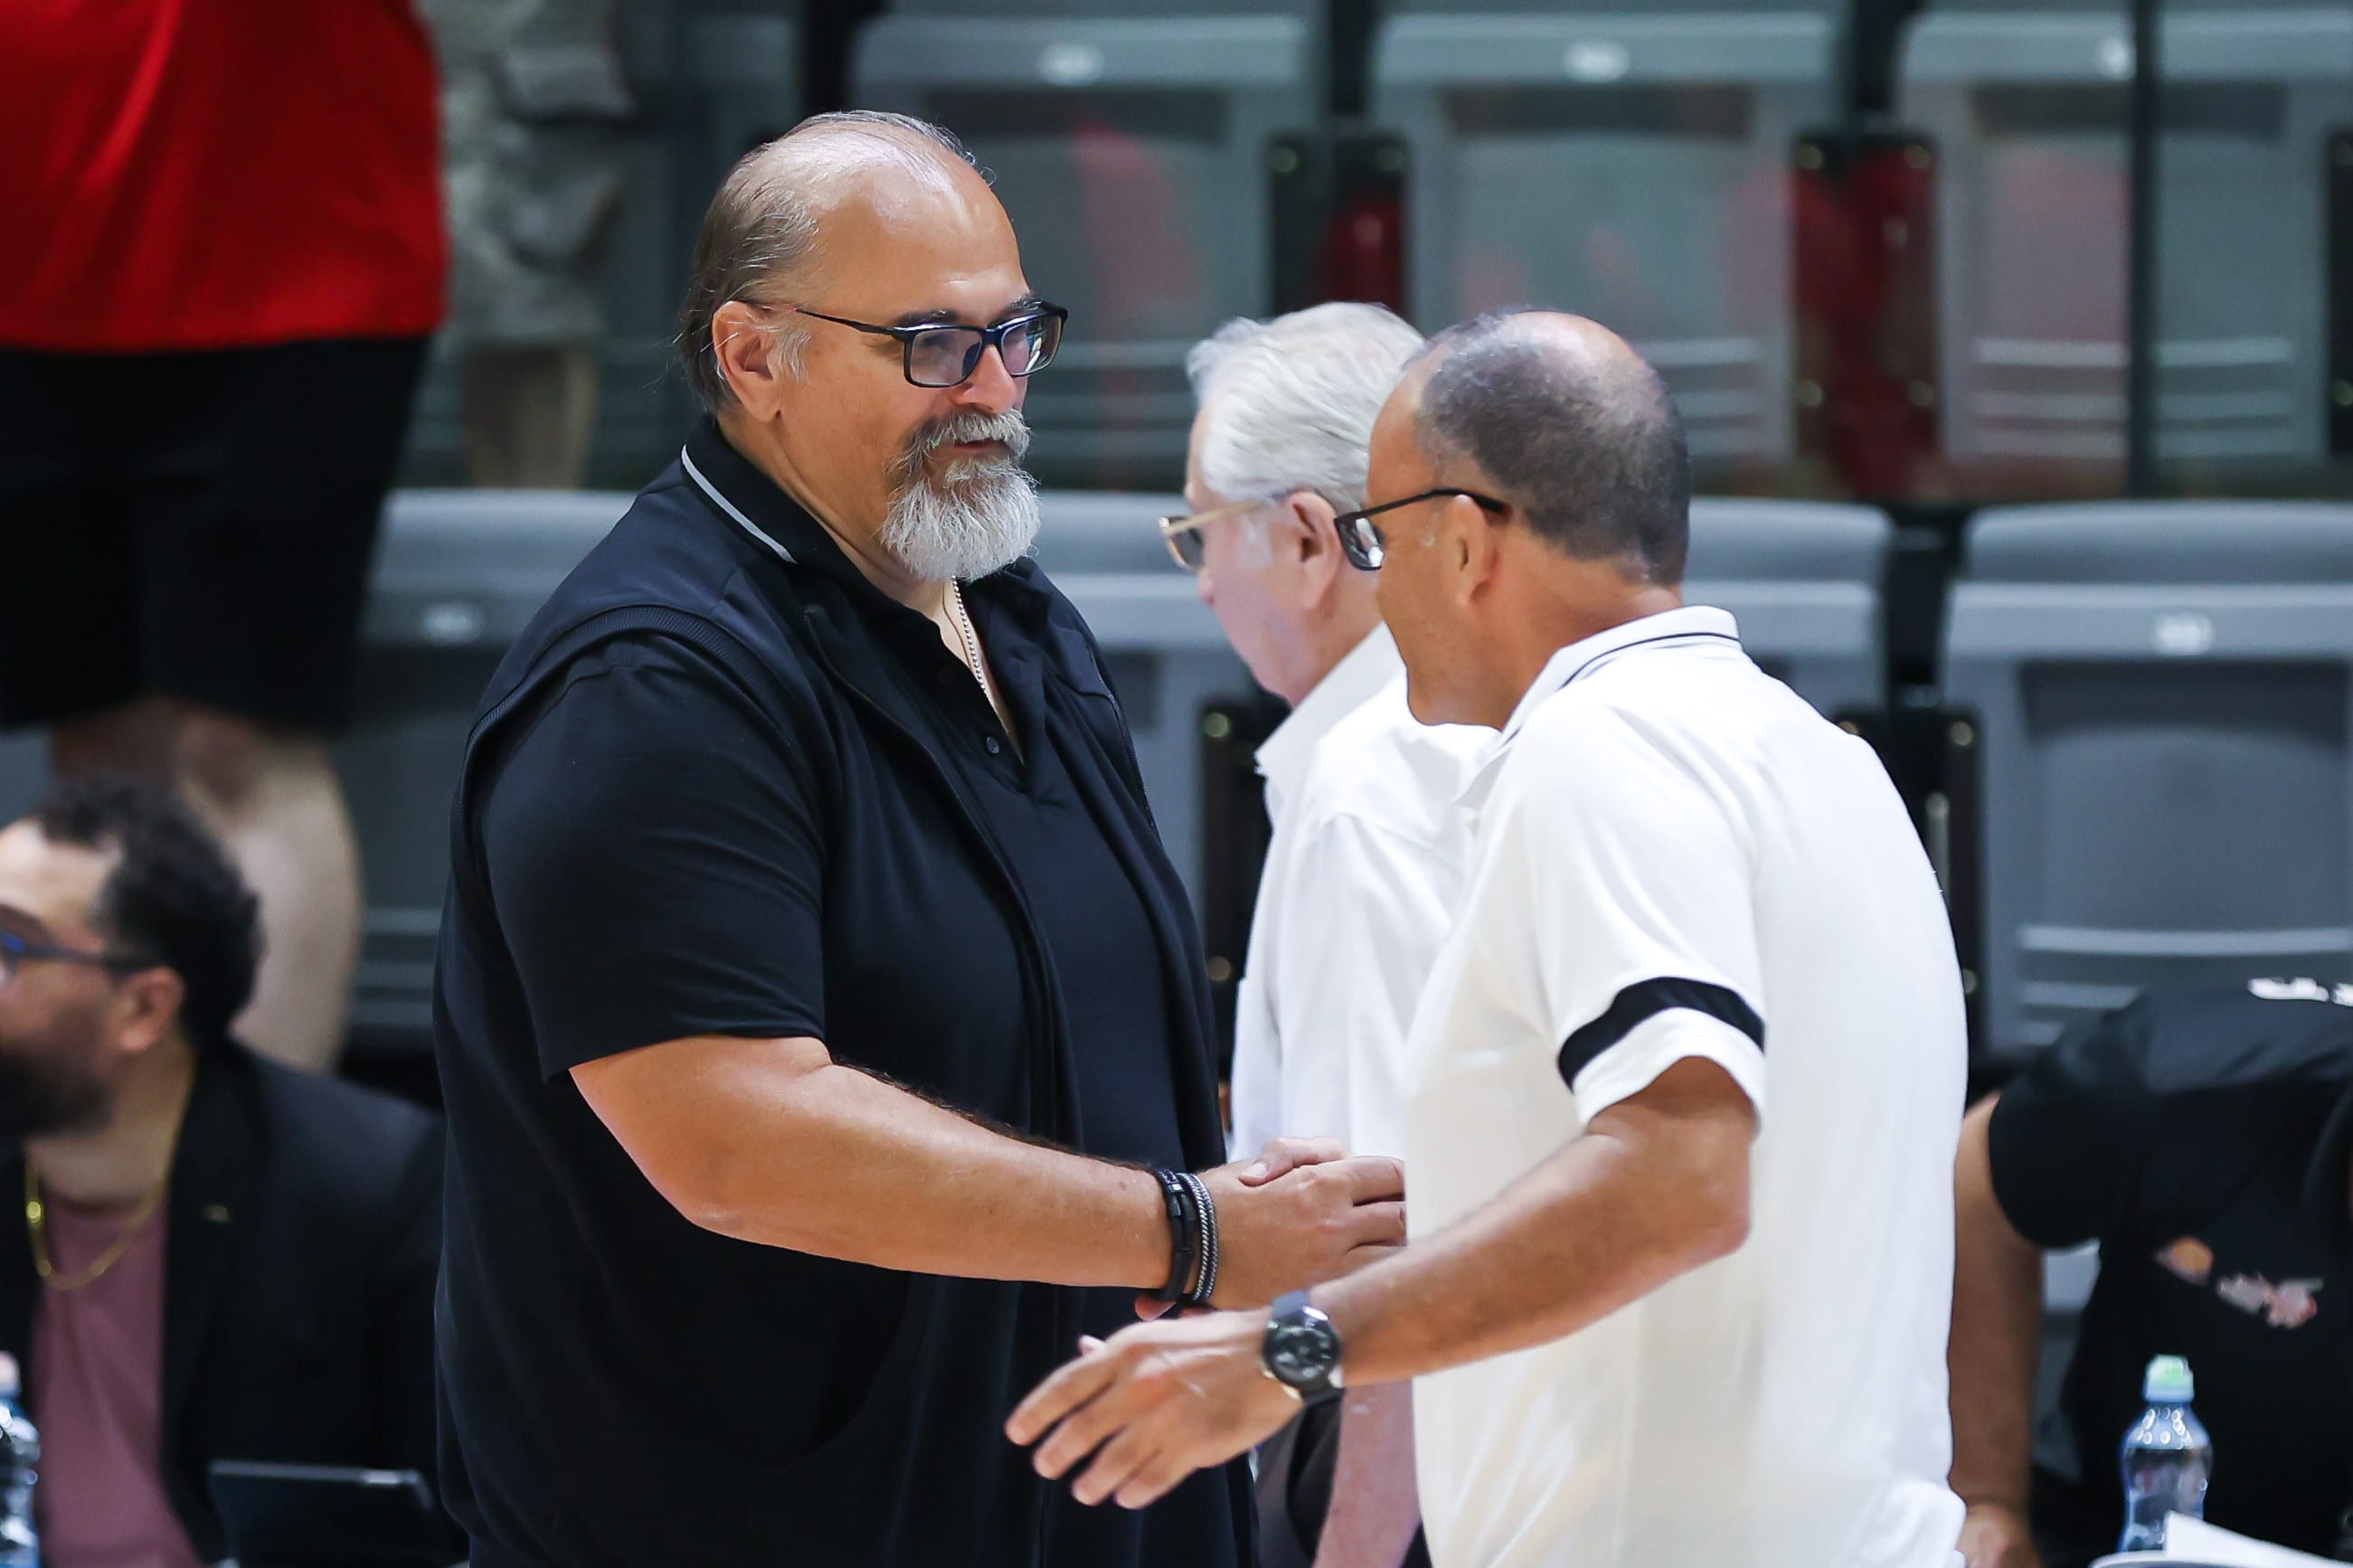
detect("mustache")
[890,410,1032,487]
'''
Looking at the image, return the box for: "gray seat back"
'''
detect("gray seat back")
[403,4,802,486]
[853,8,1315,490]
[1686,499,1893,718]
[339,490,632,1050]
[1897,4,2353,472]
[1942,502,2353,1053]
[1371,5,1843,467]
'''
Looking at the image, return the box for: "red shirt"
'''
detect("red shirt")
[0,0,447,352]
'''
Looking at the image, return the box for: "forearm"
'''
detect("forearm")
[1950,1103,2045,1514]
[596,1040,1169,1289]
[1313,1384,1422,1568]
[1318,1064,1753,1385]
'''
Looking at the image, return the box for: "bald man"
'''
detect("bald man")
[430,112,1404,1568]
[1011,311,1970,1568]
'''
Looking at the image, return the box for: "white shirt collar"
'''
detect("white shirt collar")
[1255,625,1404,815]
[1460,605,1743,806]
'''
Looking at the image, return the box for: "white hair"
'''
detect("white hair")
[1185,302,1426,512]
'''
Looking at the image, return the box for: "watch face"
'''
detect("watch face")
[1269,1317,1338,1387]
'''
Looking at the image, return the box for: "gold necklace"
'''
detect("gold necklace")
[24,1162,166,1293]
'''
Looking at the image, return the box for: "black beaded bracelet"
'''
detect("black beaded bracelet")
[1180,1171,1219,1308]
[1149,1167,1197,1304]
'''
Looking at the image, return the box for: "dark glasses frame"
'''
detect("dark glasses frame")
[792,304,1069,389]
[0,930,158,988]
[1331,486,1509,571]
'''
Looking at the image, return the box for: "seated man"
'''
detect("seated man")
[0,775,444,1565]
[1951,979,2353,1567]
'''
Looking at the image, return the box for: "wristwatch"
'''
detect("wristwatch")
[1262,1290,1346,1400]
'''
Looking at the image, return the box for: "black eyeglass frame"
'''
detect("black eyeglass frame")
[1331,486,1510,571]
[0,930,159,987]
[791,304,1070,389]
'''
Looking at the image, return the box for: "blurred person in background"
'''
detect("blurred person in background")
[1013,311,1968,1568]
[1951,980,2353,1567]
[1171,301,1482,1568]
[432,111,1405,1568]
[0,776,444,1567]
[0,0,448,1071]
[422,0,632,488]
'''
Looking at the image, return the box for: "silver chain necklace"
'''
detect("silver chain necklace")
[945,581,991,694]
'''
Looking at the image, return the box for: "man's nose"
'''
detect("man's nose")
[1195,566,1215,607]
[950,344,1020,415]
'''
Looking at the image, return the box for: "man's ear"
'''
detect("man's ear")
[114,966,186,1058]
[1286,491,1346,607]
[1442,492,1502,611]
[712,300,788,420]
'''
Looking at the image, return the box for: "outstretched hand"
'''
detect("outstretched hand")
[1134,1137,1403,1320]
[1007,1308,1301,1509]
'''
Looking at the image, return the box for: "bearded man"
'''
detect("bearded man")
[430,112,1407,1568]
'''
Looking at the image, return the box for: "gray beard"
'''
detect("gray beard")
[878,413,1043,581]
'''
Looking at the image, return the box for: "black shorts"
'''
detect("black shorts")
[0,336,429,733]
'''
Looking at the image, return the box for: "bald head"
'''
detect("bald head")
[676,112,995,412]
[1406,310,1690,584]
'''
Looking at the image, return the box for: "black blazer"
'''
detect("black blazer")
[0,1041,444,1563]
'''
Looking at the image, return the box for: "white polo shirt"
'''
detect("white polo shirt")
[1229,626,1485,1162]
[1403,607,1967,1568]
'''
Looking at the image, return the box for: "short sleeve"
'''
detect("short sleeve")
[1986,1004,2162,1250]
[1498,710,1768,1122]
[477,635,829,1078]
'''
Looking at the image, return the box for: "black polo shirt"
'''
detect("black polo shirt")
[1989,982,2353,1563]
[430,419,1246,1568]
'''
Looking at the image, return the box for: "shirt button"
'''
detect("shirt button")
[985,736,1002,755]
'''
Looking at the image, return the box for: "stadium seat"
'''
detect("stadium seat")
[1897,0,2353,474]
[1371,0,1847,470]
[338,490,632,1053]
[1685,499,1893,719]
[1942,502,2353,1055]
[851,0,1321,490]
[402,2,803,487]
[0,735,38,827]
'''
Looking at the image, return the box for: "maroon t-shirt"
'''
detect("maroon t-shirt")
[31,1195,202,1568]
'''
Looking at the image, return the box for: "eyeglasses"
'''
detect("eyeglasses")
[0,930,156,990]
[1330,487,1510,571]
[1156,498,1270,573]
[792,304,1068,389]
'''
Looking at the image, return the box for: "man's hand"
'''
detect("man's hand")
[1957,1501,2043,1568]
[1006,1308,1299,1509]
[1207,1147,1405,1308]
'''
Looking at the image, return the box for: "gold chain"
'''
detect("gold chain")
[24,1162,166,1293]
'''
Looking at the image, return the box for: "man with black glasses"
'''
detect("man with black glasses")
[0,774,444,1566]
[432,111,1406,1568]
[1012,311,1969,1568]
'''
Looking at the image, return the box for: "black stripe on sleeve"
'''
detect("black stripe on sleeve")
[1556,978,1766,1089]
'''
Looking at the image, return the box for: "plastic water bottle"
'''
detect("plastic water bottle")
[2119,1353,2212,1554]
[0,1353,34,1567]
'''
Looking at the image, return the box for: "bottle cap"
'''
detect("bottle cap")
[2144,1354,2195,1403]
[0,1352,16,1399]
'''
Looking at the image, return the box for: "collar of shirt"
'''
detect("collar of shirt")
[1458,604,1744,809]
[1254,626,1405,821]
[678,416,1057,641]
